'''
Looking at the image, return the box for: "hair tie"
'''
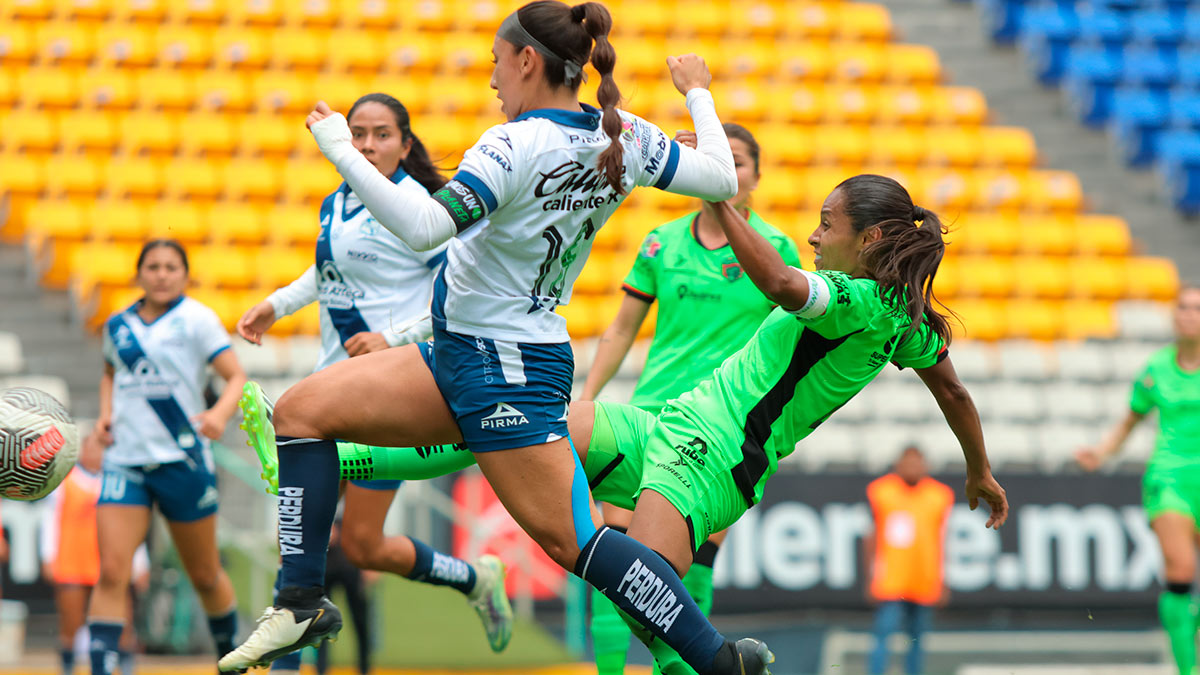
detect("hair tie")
[912,205,927,223]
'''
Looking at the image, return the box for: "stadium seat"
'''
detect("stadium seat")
[955,256,1014,298]
[1025,170,1084,212]
[155,26,214,69]
[253,72,316,114]
[168,0,227,25]
[214,28,271,70]
[823,85,881,126]
[980,127,1038,167]
[229,0,284,27]
[1061,300,1118,340]
[984,380,1046,423]
[163,159,225,200]
[35,22,96,65]
[267,28,328,71]
[0,155,47,197]
[931,87,989,127]
[0,24,37,65]
[225,159,283,202]
[1013,256,1070,299]
[955,214,1020,256]
[44,156,105,198]
[796,422,863,473]
[81,69,137,109]
[1075,215,1132,256]
[996,340,1057,380]
[0,72,16,109]
[325,30,385,72]
[778,44,833,82]
[17,67,81,110]
[117,112,181,156]
[1019,219,1075,257]
[60,111,119,155]
[190,246,255,288]
[195,72,254,112]
[836,3,894,43]
[950,299,1006,341]
[1,111,59,154]
[831,44,888,83]
[1003,299,1065,340]
[135,70,196,110]
[867,125,925,167]
[784,3,836,41]
[340,0,399,29]
[266,204,321,245]
[1123,256,1180,301]
[146,201,210,242]
[872,379,937,422]
[23,201,90,252]
[1116,300,1174,341]
[925,127,982,167]
[95,24,156,68]
[104,158,166,201]
[112,0,168,23]
[240,115,296,157]
[254,247,311,288]
[207,203,267,244]
[283,0,339,28]
[179,113,239,156]
[886,44,942,84]
[1035,423,1092,472]
[89,200,151,241]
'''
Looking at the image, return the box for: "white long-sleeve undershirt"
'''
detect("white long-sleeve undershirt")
[265,264,318,318]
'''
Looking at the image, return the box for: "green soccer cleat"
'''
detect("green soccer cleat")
[239,381,279,496]
[467,554,515,653]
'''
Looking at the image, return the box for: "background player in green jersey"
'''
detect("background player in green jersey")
[580,123,800,675]
[1077,285,1200,675]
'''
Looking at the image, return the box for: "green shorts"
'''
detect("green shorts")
[636,405,750,552]
[1142,467,1200,529]
[584,401,654,511]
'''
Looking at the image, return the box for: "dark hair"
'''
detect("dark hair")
[516,1,624,193]
[723,122,760,174]
[833,174,953,347]
[137,239,188,273]
[347,93,448,195]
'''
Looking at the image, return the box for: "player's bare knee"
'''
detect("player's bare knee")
[340,532,380,569]
[273,389,322,439]
[186,565,221,595]
[532,531,580,570]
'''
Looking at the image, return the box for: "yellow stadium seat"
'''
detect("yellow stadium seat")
[758,125,813,166]
[712,82,770,122]
[867,126,925,167]
[164,159,225,201]
[831,44,887,83]
[192,72,251,112]
[341,0,400,29]
[949,299,1005,341]
[312,73,371,114]
[229,0,284,26]
[1003,299,1063,340]
[835,3,893,42]
[81,69,137,109]
[411,0,456,33]
[0,73,15,109]
[105,158,166,200]
[559,296,603,338]
[924,127,981,167]
[284,0,340,28]
[778,44,833,82]
[96,24,156,68]
[214,28,271,70]
[573,251,622,296]
[209,203,267,244]
[774,85,823,124]
[385,31,442,75]
[979,126,1037,168]
[36,23,96,66]
[955,256,1015,297]
[811,125,869,166]
[931,257,960,299]
[155,26,214,68]
[226,159,283,202]
[24,201,90,253]
[90,200,151,241]
[112,0,168,23]
[618,39,671,82]
[1025,170,1083,212]
[1,111,60,154]
[66,0,115,22]
[932,86,988,126]
[918,169,972,213]
[729,2,784,38]
[179,113,239,156]
[168,0,227,25]
[254,72,316,114]
[118,112,181,155]
[146,201,210,242]
[970,170,1026,212]
[254,247,312,288]
[268,28,328,71]
[682,3,733,38]
[619,2,674,36]
[1124,257,1180,301]
[5,0,54,22]
[886,44,941,84]
[442,33,495,74]
[187,289,239,330]
[419,117,478,158]
[802,169,852,209]
[784,3,836,41]
[325,30,384,72]
[953,213,1019,256]
[44,157,105,198]
[266,204,320,245]
[1075,215,1132,257]
[17,67,81,110]
[69,243,141,298]
[1068,258,1125,300]
[754,172,805,211]
[874,86,935,126]
[1019,219,1075,257]
[823,85,881,126]
[1013,256,1070,299]
[281,160,340,204]
[0,25,37,65]
[1061,300,1117,340]
[240,114,297,156]
[135,70,196,110]
[190,246,255,288]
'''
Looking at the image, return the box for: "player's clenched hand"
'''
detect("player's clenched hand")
[965,471,1008,529]
[344,331,389,357]
[1074,447,1104,472]
[305,100,335,129]
[236,301,276,345]
[307,101,356,165]
[191,410,225,440]
[667,54,712,95]
[673,130,697,149]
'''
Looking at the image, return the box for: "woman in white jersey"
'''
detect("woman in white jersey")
[222,3,769,674]
[91,239,246,675]
[234,93,512,662]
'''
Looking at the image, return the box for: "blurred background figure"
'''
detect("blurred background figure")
[40,430,148,675]
[314,514,374,675]
[864,445,953,675]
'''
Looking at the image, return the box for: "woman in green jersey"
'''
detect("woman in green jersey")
[580,123,800,675]
[1077,285,1200,675]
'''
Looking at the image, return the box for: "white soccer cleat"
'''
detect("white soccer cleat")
[467,554,514,653]
[218,593,342,672]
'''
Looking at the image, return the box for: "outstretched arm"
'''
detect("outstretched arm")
[706,201,814,310]
[1076,410,1145,471]
[915,356,1008,529]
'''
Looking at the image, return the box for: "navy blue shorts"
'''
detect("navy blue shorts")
[349,479,402,491]
[98,458,218,522]
[419,329,573,453]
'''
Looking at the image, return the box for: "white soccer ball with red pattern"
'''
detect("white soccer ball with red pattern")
[0,387,79,500]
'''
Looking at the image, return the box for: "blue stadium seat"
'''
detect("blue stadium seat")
[1018,6,1079,84]
[1130,10,1184,50]
[1156,130,1200,213]
[1111,89,1169,165]
[1063,47,1123,126]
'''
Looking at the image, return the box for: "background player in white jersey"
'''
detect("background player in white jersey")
[91,240,247,675]
[220,2,772,674]
[235,93,511,666]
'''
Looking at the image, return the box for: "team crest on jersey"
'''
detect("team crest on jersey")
[640,234,661,258]
[721,255,743,281]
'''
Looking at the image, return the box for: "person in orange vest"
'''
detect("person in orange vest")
[41,430,147,675]
[864,445,953,675]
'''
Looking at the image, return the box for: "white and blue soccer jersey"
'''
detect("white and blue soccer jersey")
[102,296,232,467]
[313,168,450,371]
[430,104,683,343]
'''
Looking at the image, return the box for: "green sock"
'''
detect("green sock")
[614,606,695,675]
[1160,590,1198,674]
[592,587,631,675]
[682,562,715,616]
[336,442,476,481]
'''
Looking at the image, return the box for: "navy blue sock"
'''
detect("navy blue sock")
[117,650,133,675]
[87,621,123,675]
[277,436,340,590]
[207,608,237,657]
[407,537,477,595]
[59,647,74,675]
[576,527,726,675]
[269,572,304,671]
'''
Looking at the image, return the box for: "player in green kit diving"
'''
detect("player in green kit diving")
[242,174,1009,675]
[1078,285,1200,675]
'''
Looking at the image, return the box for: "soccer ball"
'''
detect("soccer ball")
[0,387,80,500]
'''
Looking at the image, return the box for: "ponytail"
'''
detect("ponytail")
[575,3,623,193]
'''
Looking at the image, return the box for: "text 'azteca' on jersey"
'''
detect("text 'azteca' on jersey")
[429,104,682,343]
[314,168,448,371]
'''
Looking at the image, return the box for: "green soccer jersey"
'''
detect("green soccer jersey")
[668,271,947,506]
[1130,344,1200,474]
[622,210,801,412]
